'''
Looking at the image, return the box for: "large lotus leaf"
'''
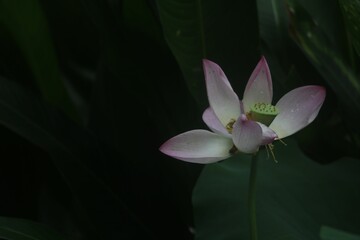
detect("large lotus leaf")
[193,140,360,239]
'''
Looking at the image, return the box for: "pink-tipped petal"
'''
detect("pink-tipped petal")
[257,122,277,145]
[159,130,233,164]
[203,59,241,127]
[269,86,326,139]
[243,56,273,112]
[232,115,263,154]
[202,107,231,137]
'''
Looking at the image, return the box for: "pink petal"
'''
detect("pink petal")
[257,122,277,145]
[242,56,273,112]
[159,130,233,164]
[232,115,263,154]
[202,107,231,137]
[269,86,326,139]
[203,59,241,127]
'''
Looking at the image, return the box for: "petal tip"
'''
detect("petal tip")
[258,55,269,66]
[260,55,266,62]
[242,56,273,109]
[318,85,326,95]
[202,59,217,69]
[270,85,326,139]
[202,58,209,65]
[159,140,172,156]
[260,56,270,71]
[306,85,327,101]
[158,130,234,164]
[317,86,326,101]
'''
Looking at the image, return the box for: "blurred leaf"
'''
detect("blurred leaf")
[286,0,360,133]
[320,226,360,240]
[80,2,200,238]
[290,0,348,58]
[339,0,360,59]
[0,217,65,240]
[256,0,292,97]
[83,3,199,238]
[193,140,360,239]
[257,0,289,56]
[0,0,77,120]
[122,0,164,44]
[0,77,151,240]
[82,0,203,137]
[156,0,260,109]
[77,1,190,151]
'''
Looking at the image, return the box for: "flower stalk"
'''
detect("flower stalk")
[248,153,259,240]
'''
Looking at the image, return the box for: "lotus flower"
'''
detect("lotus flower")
[160,57,326,164]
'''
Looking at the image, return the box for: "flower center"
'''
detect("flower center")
[225,118,236,133]
[249,103,279,126]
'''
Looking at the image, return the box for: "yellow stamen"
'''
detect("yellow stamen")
[278,138,287,146]
[226,119,236,133]
[266,143,278,163]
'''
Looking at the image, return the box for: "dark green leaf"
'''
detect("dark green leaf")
[0,217,64,240]
[82,0,202,138]
[123,0,164,44]
[156,0,260,109]
[0,77,151,239]
[257,0,289,56]
[193,140,360,239]
[256,0,292,95]
[0,0,77,119]
[286,0,360,132]
[288,0,348,58]
[320,226,360,240]
[339,0,360,58]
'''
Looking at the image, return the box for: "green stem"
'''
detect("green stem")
[248,153,258,240]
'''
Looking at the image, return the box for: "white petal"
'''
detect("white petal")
[269,86,326,139]
[232,115,263,154]
[203,59,241,126]
[159,130,233,164]
[202,107,231,137]
[257,122,277,145]
[242,56,273,112]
